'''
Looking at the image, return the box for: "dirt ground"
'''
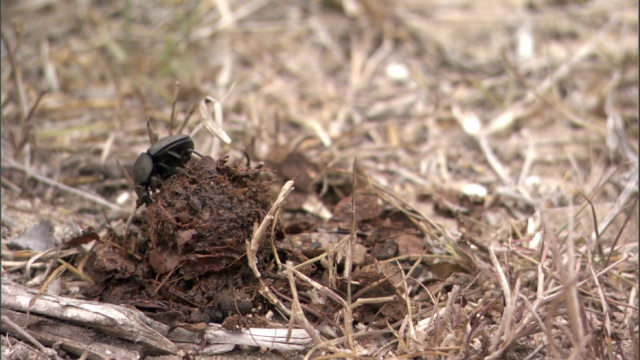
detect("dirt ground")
[1,0,638,359]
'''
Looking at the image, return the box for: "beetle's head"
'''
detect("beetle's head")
[133,152,154,185]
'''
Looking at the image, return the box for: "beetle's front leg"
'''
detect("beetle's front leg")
[135,183,153,207]
[149,175,164,191]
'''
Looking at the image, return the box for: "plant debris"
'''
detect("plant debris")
[85,156,275,324]
[1,1,637,359]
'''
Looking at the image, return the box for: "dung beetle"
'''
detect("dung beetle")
[133,134,199,206]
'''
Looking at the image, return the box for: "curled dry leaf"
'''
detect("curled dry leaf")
[333,191,384,222]
[6,220,55,252]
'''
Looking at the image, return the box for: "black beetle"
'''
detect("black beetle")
[133,134,198,206]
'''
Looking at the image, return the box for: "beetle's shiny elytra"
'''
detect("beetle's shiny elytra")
[133,134,196,206]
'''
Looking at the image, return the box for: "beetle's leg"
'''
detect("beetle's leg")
[155,162,179,177]
[149,175,164,191]
[135,184,152,206]
[164,150,188,161]
[192,150,204,158]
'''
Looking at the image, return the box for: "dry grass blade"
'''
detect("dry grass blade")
[452,105,512,186]
[146,118,159,145]
[198,96,232,144]
[247,180,294,278]
[99,132,116,166]
[349,295,395,309]
[369,178,454,244]
[395,260,417,351]
[486,244,518,359]
[485,17,620,135]
[169,81,180,134]
[1,28,29,121]
[556,208,588,358]
[285,261,325,346]
[289,266,347,308]
[592,168,639,246]
[587,264,613,355]
[343,157,357,352]
[577,190,605,259]
[2,158,121,212]
[191,0,271,40]
[625,286,639,359]
[1,315,62,359]
[204,324,312,350]
[604,193,639,267]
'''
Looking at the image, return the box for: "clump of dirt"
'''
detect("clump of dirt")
[146,156,273,278]
[85,156,276,324]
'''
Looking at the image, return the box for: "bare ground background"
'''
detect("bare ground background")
[1,0,638,359]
